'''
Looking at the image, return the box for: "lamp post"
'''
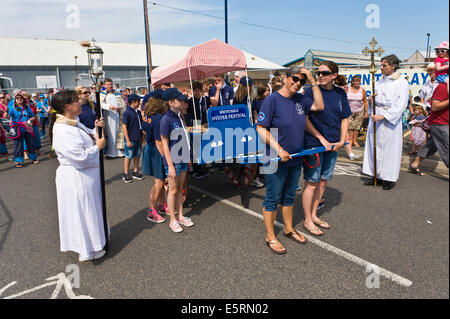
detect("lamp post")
[74,56,79,87]
[87,39,109,252]
[426,33,431,61]
[362,37,384,188]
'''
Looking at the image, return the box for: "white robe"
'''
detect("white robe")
[53,118,106,259]
[101,91,125,158]
[362,73,409,182]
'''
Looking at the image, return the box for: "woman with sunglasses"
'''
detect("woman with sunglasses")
[301,61,351,236]
[75,86,96,129]
[256,66,328,254]
[8,93,39,168]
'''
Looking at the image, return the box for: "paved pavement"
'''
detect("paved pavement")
[0,136,448,299]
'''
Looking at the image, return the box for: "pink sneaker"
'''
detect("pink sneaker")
[158,202,168,215]
[146,209,165,223]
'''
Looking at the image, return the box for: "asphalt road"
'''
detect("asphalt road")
[0,137,448,299]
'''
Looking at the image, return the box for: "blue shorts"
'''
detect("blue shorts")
[303,151,338,183]
[263,164,302,212]
[165,162,188,177]
[124,140,142,159]
[436,74,448,84]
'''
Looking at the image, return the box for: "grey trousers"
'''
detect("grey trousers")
[418,124,449,168]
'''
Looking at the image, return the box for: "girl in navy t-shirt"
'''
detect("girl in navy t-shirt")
[160,88,193,233]
[141,96,167,224]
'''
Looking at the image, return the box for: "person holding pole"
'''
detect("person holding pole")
[51,90,108,262]
[362,55,409,190]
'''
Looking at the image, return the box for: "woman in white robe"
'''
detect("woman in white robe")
[51,90,108,262]
[362,55,409,189]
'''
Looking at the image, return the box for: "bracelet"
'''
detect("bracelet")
[278,148,284,155]
[311,83,319,87]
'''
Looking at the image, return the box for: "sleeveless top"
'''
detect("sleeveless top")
[347,87,364,113]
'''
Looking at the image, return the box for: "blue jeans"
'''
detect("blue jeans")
[263,164,302,212]
[165,163,188,177]
[303,151,338,183]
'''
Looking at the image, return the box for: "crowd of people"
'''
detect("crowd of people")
[0,41,448,260]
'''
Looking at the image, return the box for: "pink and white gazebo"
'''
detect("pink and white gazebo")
[151,39,251,126]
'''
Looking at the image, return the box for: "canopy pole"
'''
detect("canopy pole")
[244,66,253,124]
[187,65,199,130]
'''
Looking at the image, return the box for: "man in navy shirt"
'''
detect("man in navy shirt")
[122,94,144,183]
[209,74,234,106]
[188,81,211,125]
[302,61,351,236]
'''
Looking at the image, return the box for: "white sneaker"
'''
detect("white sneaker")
[251,177,264,188]
[348,153,358,160]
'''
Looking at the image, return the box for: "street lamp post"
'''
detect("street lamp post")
[362,37,384,188]
[87,40,109,252]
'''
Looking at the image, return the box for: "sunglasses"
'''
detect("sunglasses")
[15,96,24,99]
[81,91,90,94]
[289,75,306,84]
[316,71,333,76]
[435,49,448,53]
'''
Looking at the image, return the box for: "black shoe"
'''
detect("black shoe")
[382,181,395,190]
[132,172,144,180]
[364,178,382,186]
[123,173,133,183]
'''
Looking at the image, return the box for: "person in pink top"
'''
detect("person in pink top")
[434,41,449,94]
[345,75,368,160]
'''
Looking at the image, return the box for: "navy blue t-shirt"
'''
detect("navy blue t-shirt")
[188,96,210,124]
[142,113,162,145]
[209,85,234,106]
[303,86,351,148]
[160,109,190,165]
[182,112,194,127]
[122,106,143,142]
[78,103,96,129]
[252,99,264,115]
[257,92,313,167]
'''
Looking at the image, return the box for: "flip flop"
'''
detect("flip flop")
[33,160,40,164]
[409,166,425,176]
[313,218,330,229]
[283,229,307,244]
[15,163,22,168]
[303,223,323,236]
[265,239,286,255]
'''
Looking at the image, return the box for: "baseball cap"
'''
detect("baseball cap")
[162,88,187,101]
[239,77,253,86]
[127,94,141,103]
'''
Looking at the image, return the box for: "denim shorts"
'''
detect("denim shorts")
[303,151,338,183]
[124,140,142,159]
[263,164,302,212]
[165,162,189,177]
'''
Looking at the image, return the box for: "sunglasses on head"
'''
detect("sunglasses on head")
[316,71,333,76]
[290,75,306,84]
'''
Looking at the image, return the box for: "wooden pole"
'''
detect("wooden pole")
[94,81,109,252]
[143,0,153,91]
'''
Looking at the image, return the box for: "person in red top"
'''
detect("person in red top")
[410,82,449,174]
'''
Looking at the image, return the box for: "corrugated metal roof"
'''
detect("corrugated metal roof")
[0,37,283,70]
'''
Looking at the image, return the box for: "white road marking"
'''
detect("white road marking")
[1,273,93,299]
[190,185,413,288]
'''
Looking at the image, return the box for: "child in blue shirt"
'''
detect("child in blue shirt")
[160,88,193,233]
[37,95,49,138]
[141,96,167,223]
[121,94,144,183]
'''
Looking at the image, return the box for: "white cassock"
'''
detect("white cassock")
[53,115,106,259]
[362,72,409,182]
[101,91,125,158]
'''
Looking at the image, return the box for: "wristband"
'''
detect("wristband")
[278,148,284,155]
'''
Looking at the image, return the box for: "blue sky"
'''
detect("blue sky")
[2,0,448,65]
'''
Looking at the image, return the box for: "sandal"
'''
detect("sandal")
[313,218,330,229]
[283,229,306,244]
[265,239,286,255]
[303,223,323,236]
[409,166,425,176]
[15,163,23,168]
[33,160,40,164]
